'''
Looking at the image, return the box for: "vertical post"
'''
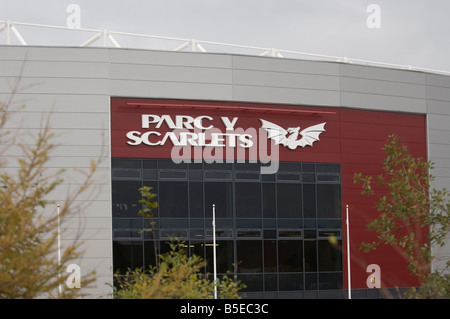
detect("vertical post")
[57,204,62,296]
[212,204,217,299]
[103,30,108,47]
[6,20,11,45]
[346,204,351,299]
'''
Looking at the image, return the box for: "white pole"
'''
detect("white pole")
[11,25,27,45]
[57,204,62,296]
[80,32,103,47]
[212,204,217,299]
[346,204,351,299]
[6,20,11,45]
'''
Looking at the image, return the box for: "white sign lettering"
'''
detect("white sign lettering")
[124,113,329,174]
[126,130,253,148]
[141,114,214,130]
[127,114,326,151]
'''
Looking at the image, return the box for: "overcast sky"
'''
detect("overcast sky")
[1,0,450,73]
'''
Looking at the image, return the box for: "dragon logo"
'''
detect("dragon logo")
[260,119,326,150]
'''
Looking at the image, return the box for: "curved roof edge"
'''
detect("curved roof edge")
[1,20,449,77]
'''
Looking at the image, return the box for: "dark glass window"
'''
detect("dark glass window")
[205,171,232,179]
[264,274,277,291]
[318,240,342,271]
[111,158,343,297]
[304,240,317,272]
[277,183,302,218]
[303,173,315,182]
[142,181,158,216]
[112,158,141,169]
[317,174,340,182]
[316,163,340,173]
[277,173,301,181]
[112,180,142,218]
[279,230,302,238]
[205,182,232,218]
[319,273,343,290]
[217,240,234,273]
[209,230,233,238]
[317,184,341,218]
[278,240,303,272]
[238,274,263,292]
[236,182,261,218]
[143,169,157,180]
[302,163,315,172]
[144,241,157,270]
[112,169,141,179]
[264,230,277,239]
[189,170,203,180]
[237,230,261,238]
[159,181,188,218]
[262,183,276,218]
[143,159,157,169]
[303,184,316,218]
[279,162,301,172]
[305,273,318,290]
[279,273,303,291]
[189,182,204,218]
[160,229,188,238]
[159,170,187,179]
[113,241,143,274]
[205,240,234,273]
[235,162,260,171]
[158,159,187,169]
[237,240,263,273]
[264,240,277,272]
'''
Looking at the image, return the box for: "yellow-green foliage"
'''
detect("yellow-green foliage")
[114,241,245,299]
[0,88,98,298]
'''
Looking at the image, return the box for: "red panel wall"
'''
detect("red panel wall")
[339,109,427,290]
[111,97,428,290]
[110,97,340,162]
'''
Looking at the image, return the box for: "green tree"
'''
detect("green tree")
[137,186,159,269]
[354,134,450,298]
[0,82,99,298]
[113,186,245,299]
[114,241,245,299]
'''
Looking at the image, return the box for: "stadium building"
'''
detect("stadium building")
[1,43,449,299]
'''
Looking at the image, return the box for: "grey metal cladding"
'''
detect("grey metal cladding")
[427,99,450,115]
[109,48,232,68]
[425,72,450,192]
[340,63,426,84]
[232,55,340,75]
[0,45,110,62]
[109,49,233,99]
[231,55,340,106]
[339,64,427,113]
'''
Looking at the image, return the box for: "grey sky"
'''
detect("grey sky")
[1,0,449,72]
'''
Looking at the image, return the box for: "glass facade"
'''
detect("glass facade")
[111,158,343,298]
